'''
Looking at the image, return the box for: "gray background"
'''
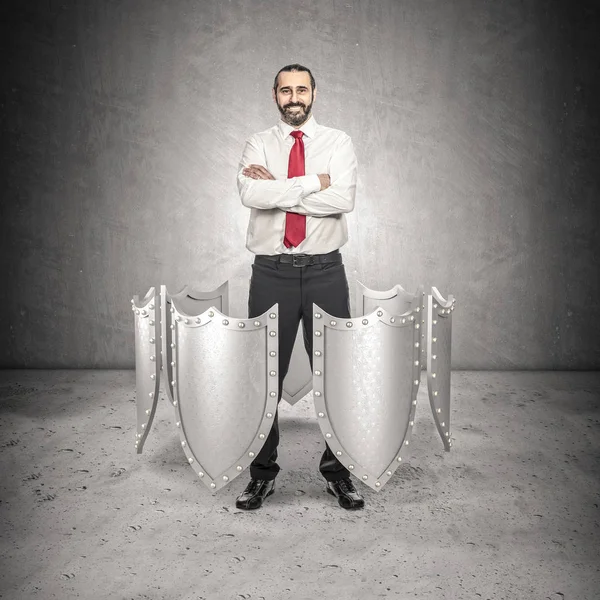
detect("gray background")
[2,0,599,369]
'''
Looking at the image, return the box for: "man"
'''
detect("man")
[236,64,364,511]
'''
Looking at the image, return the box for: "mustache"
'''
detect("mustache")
[284,102,306,109]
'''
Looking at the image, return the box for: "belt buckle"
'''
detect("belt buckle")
[292,254,311,267]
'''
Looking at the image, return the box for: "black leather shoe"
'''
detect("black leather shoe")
[235,479,275,510]
[326,478,365,510]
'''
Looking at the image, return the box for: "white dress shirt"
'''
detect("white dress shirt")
[237,115,357,255]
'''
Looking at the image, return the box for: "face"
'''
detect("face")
[272,70,316,128]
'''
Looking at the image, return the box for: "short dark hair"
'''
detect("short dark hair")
[273,64,316,93]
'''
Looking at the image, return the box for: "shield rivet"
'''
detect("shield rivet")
[314,351,321,356]
[208,311,214,317]
[315,331,321,337]
[170,324,175,330]
[433,337,437,342]
[222,319,229,326]
[414,342,419,348]
[269,370,276,377]
[434,303,438,308]
[362,319,368,325]
[269,351,276,357]
[362,475,368,480]
[238,322,245,328]
[148,392,153,398]
[266,412,273,418]
[270,391,277,397]
[171,380,176,386]
[397,456,402,462]
[390,317,395,323]
[195,317,201,324]
[346,322,353,327]
[414,361,419,366]
[434,392,438,397]
[436,408,441,413]
[254,321,261,327]
[181,441,186,446]
[325,433,332,438]
[199,472,204,477]
[269,331,276,337]
[173,400,177,406]
[410,420,414,426]
[171,361,176,367]
[268,313,276,319]
[433,320,437,325]
[184,319,190,324]
[150,355,156,362]
[386,471,392,476]
[315,313,321,319]
[315,391,321,397]
[131,299,135,304]
[210,483,216,488]
[141,423,146,429]
[170,343,176,349]
[318,412,324,418]
[412,400,417,405]
[432,373,436,378]
[188,457,194,463]
[377,310,383,317]
[348,465,354,470]
[336,451,342,456]
[176,421,180,427]
[249,452,255,458]
[414,380,419,385]
[415,324,420,330]
[141,310,147,316]
[432,355,437,360]
[405,440,409,445]
[150,374,156,380]
[330,320,337,326]
[416,306,420,312]
[145,409,150,415]
[409,316,414,321]
[314,370,321,376]
[441,422,445,426]
[149,320,154,326]
[401,318,405,324]
[445,432,450,437]
[175,316,181,322]
[170,307,175,313]
[259,433,265,439]
[223,476,229,481]
[237,466,243,471]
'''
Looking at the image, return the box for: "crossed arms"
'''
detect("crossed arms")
[237,134,357,217]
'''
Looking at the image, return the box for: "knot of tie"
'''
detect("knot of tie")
[291,130,304,140]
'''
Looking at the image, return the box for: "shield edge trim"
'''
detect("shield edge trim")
[426,289,456,452]
[132,288,161,454]
[312,303,422,492]
[170,302,280,493]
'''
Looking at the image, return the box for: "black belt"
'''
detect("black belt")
[255,249,341,268]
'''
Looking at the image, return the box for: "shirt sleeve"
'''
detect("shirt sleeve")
[237,135,320,210]
[284,134,357,217]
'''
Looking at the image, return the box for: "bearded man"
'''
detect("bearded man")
[236,64,363,511]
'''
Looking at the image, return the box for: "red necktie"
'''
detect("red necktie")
[283,130,306,248]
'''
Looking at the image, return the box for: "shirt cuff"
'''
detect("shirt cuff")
[297,174,321,196]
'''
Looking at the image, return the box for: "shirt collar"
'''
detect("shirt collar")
[278,114,318,140]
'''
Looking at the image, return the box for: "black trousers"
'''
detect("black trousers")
[247,250,351,482]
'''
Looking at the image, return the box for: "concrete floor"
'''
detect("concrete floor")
[0,370,598,600]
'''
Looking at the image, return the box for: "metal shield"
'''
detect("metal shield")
[312,303,422,492]
[132,288,161,454]
[355,282,427,365]
[169,300,280,493]
[427,287,456,451]
[282,325,313,405]
[160,283,229,406]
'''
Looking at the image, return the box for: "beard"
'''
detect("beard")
[277,96,313,127]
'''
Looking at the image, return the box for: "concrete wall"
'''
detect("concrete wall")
[2,0,599,369]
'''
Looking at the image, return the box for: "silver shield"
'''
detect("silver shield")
[161,283,229,406]
[312,304,421,492]
[355,282,427,365]
[132,288,161,454]
[282,326,313,405]
[427,287,456,451]
[170,300,279,493]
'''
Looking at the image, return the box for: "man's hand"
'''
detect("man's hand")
[318,174,331,191]
[243,164,275,180]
